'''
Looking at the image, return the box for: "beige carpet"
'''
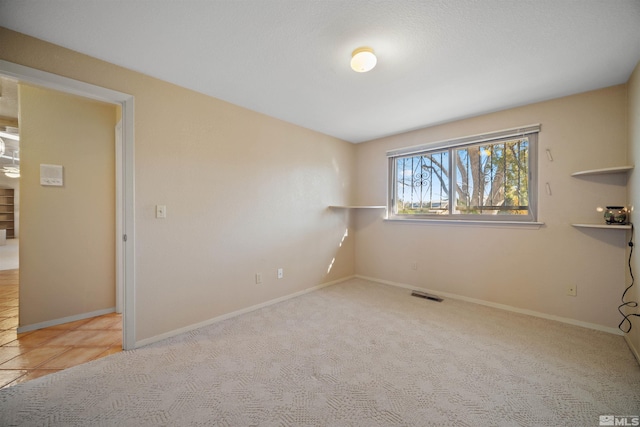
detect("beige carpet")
[1,278,639,426]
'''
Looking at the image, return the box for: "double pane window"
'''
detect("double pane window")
[389,127,538,222]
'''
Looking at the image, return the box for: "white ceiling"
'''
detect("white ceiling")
[1,1,639,143]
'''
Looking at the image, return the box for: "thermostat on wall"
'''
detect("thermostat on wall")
[40,164,64,186]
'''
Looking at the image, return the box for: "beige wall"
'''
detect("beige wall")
[0,27,356,342]
[355,85,629,330]
[18,84,116,326]
[627,60,640,360]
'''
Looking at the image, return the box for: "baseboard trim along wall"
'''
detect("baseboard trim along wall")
[355,275,624,336]
[135,276,356,348]
[17,307,116,334]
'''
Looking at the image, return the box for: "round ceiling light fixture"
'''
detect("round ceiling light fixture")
[350,47,377,73]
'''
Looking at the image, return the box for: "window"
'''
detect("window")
[388,125,539,222]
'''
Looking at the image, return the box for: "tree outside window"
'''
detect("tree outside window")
[389,128,538,222]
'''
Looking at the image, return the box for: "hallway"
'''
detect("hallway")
[0,269,122,388]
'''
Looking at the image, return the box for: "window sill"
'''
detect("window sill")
[384,218,544,228]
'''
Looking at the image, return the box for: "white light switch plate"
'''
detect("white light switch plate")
[156,205,167,219]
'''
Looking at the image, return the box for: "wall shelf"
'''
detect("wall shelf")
[570,166,633,228]
[570,165,634,177]
[329,205,386,209]
[572,223,631,230]
[0,189,15,239]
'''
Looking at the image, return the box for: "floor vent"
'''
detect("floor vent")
[411,290,443,302]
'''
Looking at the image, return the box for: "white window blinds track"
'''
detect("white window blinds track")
[386,124,541,158]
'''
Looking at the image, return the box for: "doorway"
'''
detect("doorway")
[0,77,128,387]
[0,60,135,351]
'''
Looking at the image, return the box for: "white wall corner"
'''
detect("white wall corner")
[625,334,640,366]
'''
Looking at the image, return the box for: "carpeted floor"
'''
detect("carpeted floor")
[1,278,639,426]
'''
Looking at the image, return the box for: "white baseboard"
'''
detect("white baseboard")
[355,275,623,336]
[135,275,355,348]
[625,335,640,366]
[17,307,116,334]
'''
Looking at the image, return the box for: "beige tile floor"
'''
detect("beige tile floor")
[0,269,122,388]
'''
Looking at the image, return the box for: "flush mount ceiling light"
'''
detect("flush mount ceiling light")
[4,171,19,179]
[350,47,377,73]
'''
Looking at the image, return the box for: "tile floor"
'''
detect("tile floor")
[0,269,122,388]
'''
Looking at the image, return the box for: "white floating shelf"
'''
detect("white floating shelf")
[572,223,632,230]
[571,165,634,177]
[328,205,386,209]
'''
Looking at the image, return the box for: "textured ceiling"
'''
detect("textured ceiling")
[1,1,639,143]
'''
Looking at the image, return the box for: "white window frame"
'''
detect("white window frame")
[387,125,540,223]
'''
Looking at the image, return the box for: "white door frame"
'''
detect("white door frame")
[115,120,124,315]
[0,60,136,350]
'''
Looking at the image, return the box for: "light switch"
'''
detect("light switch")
[156,205,166,219]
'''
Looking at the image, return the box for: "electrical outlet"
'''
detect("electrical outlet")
[277,268,283,279]
[255,273,262,284]
[566,284,577,296]
[411,262,418,270]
